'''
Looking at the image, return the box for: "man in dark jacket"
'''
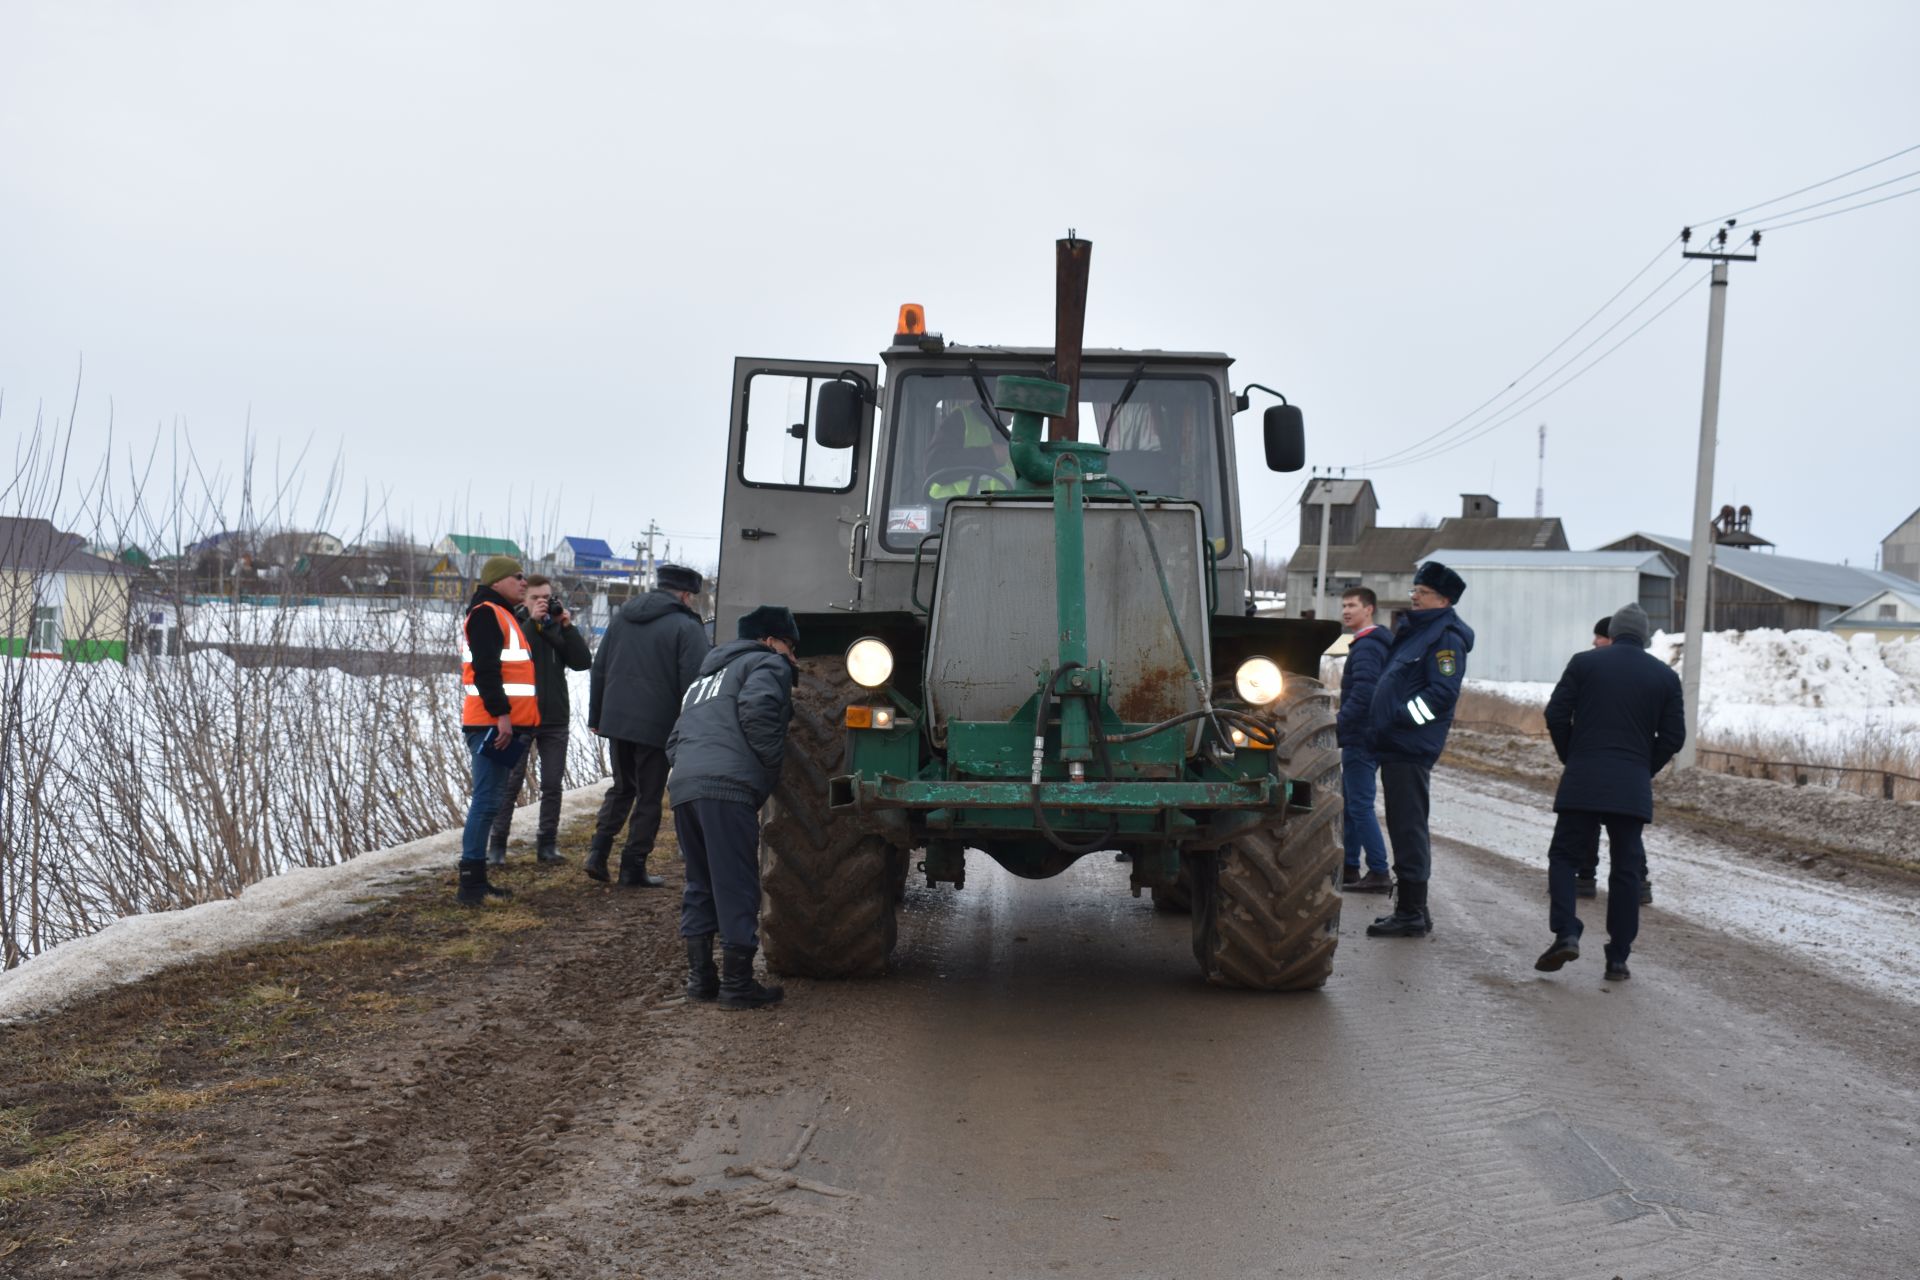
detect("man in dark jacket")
[586,564,710,886]
[665,605,798,1010]
[1337,586,1393,893]
[1567,614,1653,906]
[1366,560,1474,938]
[1534,602,1685,981]
[487,574,593,866]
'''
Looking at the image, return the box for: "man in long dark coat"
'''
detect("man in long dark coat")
[1534,602,1686,981]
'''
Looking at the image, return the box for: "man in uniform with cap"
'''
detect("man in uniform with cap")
[1366,560,1475,938]
[586,564,710,886]
[666,605,800,1010]
[1534,602,1685,981]
[457,555,537,905]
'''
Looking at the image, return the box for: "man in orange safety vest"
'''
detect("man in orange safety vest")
[458,555,539,904]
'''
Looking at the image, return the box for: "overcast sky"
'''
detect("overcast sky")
[3,1,1916,573]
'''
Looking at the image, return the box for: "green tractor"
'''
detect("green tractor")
[711,238,1343,989]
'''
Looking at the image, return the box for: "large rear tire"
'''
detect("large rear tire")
[758,658,902,979]
[1189,677,1344,990]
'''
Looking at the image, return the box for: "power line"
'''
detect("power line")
[1716,166,1920,230]
[1358,272,1710,472]
[1748,182,1920,233]
[1361,255,1693,471]
[1355,236,1680,471]
[1692,141,1920,225]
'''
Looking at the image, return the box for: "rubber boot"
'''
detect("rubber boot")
[685,934,719,1002]
[583,843,611,883]
[457,861,487,906]
[1366,879,1430,937]
[719,944,784,1010]
[617,851,665,888]
[486,836,507,868]
[535,839,565,866]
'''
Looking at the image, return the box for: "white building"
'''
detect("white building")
[1418,548,1677,683]
[1825,587,1920,642]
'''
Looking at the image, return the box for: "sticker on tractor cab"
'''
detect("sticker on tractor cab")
[1436,649,1457,676]
[887,506,931,534]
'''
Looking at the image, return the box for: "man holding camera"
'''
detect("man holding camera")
[487,573,593,865]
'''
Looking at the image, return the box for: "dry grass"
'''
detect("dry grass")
[1452,687,1549,737]
[120,1077,291,1116]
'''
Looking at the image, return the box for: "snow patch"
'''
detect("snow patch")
[0,782,610,1025]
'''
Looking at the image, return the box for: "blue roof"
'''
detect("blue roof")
[564,536,616,559]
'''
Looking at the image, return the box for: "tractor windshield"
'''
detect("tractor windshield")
[879,369,1229,552]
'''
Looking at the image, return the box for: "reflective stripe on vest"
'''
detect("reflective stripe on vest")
[462,601,541,727]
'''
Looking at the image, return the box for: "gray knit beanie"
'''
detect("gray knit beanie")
[1609,602,1650,646]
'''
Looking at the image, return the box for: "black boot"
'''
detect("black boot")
[719,944,784,1010]
[685,934,719,1002]
[1575,874,1598,899]
[617,851,665,888]
[1534,933,1581,972]
[1639,879,1653,907]
[486,837,507,868]
[1366,879,1430,937]
[535,839,565,866]
[458,861,511,904]
[583,843,610,883]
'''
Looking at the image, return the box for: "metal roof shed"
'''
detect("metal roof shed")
[1418,549,1676,682]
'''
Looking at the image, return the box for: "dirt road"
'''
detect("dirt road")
[7,763,1919,1278]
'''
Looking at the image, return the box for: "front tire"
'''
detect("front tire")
[758,658,901,979]
[1189,677,1344,990]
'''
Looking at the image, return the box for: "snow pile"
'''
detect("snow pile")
[1474,630,1920,760]
[0,782,611,1025]
[184,600,464,652]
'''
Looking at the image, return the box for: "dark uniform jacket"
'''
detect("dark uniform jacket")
[664,639,796,809]
[1369,606,1474,765]
[1543,636,1686,822]
[1337,624,1390,751]
[517,606,593,726]
[588,589,710,748]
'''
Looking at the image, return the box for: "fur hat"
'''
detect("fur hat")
[657,563,702,595]
[1609,602,1650,646]
[1414,559,1466,604]
[479,555,523,586]
[738,604,800,645]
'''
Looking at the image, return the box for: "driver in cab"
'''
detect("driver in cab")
[925,397,1016,500]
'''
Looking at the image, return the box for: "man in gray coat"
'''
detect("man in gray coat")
[585,564,710,886]
[665,605,798,1010]
[1534,602,1686,981]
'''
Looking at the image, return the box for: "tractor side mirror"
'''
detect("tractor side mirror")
[814,380,863,450]
[1263,404,1305,472]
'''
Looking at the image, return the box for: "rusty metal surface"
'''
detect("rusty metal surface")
[1049,235,1091,442]
[924,501,1208,748]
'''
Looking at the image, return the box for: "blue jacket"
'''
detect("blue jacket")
[664,638,796,809]
[1544,636,1686,822]
[1369,607,1475,765]
[1337,625,1390,751]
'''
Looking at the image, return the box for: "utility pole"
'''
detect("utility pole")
[1676,222,1759,770]
[1311,474,1336,621]
[1534,424,1546,519]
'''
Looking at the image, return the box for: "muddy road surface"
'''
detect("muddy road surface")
[6,765,1919,1279]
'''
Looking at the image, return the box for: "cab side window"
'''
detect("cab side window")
[739,372,857,492]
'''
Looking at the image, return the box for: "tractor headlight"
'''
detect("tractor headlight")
[1235,656,1284,706]
[845,637,895,689]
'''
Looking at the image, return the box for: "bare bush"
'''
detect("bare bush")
[1,405,607,968]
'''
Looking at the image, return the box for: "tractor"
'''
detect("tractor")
[710,237,1343,989]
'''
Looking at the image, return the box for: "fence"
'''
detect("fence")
[1450,718,1920,805]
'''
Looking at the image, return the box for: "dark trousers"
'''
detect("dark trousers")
[1381,760,1433,884]
[488,723,570,847]
[592,739,671,859]
[1571,824,1652,885]
[1547,810,1646,964]
[674,799,763,948]
[1341,749,1389,874]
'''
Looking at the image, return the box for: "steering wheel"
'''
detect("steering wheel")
[924,466,1014,496]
